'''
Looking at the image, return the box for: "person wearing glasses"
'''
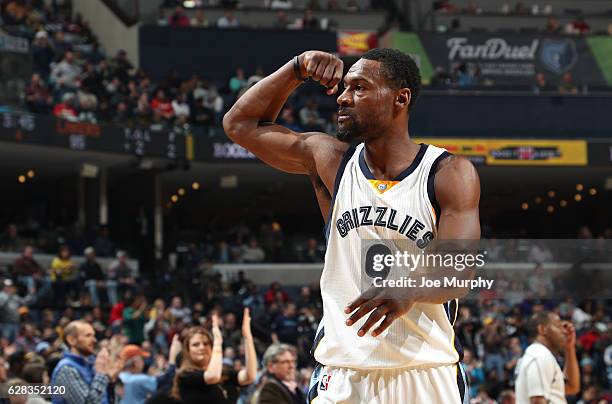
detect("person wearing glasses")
[255,344,303,404]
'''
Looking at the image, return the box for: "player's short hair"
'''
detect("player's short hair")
[262,343,296,367]
[361,48,421,109]
[526,311,552,339]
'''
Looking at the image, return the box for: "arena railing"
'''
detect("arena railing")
[0,252,139,278]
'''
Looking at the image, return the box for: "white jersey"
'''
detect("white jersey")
[313,142,460,369]
[515,343,567,404]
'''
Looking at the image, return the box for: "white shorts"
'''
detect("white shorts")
[307,363,469,404]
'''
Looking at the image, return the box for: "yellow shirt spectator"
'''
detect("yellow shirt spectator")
[50,256,75,281]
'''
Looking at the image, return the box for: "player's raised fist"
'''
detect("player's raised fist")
[299,51,344,95]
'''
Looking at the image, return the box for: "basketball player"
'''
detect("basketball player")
[223,49,480,403]
[515,311,580,404]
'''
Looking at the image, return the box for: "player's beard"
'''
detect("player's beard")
[336,121,358,142]
[337,113,379,143]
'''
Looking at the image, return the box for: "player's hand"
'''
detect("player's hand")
[299,51,344,95]
[562,320,576,349]
[242,307,253,340]
[344,287,418,337]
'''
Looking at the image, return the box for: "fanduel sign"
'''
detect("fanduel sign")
[447,38,539,60]
[404,33,607,85]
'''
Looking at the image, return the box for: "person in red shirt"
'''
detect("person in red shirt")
[168,6,190,27]
[570,17,590,34]
[53,93,78,120]
[26,73,53,113]
[578,323,602,352]
[150,89,175,120]
[264,282,291,306]
[109,299,125,330]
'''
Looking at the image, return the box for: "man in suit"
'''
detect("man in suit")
[256,344,304,404]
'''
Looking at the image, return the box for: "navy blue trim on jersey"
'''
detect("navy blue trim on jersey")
[455,333,464,362]
[323,144,359,242]
[310,326,325,359]
[427,151,452,227]
[443,301,451,322]
[443,299,458,325]
[449,298,458,325]
[307,362,323,404]
[358,143,428,181]
[457,362,470,404]
[445,298,464,362]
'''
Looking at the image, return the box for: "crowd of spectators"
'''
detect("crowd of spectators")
[0,217,611,403]
[432,1,612,36]
[163,5,355,30]
[1,250,611,403]
[1,0,236,131]
[0,222,118,258]
[457,297,612,404]
[0,257,325,403]
[8,0,334,133]
[5,0,610,130]
[429,64,589,93]
[170,220,326,266]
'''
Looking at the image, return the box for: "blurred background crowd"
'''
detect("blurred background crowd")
[3,0,610,132]
[0,230,611,403]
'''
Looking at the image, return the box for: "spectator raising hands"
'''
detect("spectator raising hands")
[171,314,224,402]
[237,308,258,386]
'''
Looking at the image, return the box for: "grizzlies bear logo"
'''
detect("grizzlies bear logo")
[539,39,577,75]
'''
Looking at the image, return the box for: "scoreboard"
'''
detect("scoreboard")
[0,111,187,161]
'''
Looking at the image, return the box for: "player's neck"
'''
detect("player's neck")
[363,132,419,180]
[534,336,557,355]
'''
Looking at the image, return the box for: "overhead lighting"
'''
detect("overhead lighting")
[178,188,186,196]
[547,190,555,198]
[589,188,597,196]
[576,184,584,192]
[546,205,554,213]
[574,194,582,202]
[192,182,200,190]
[26,170,35,179]
[18,175,26,183]
[220,175,238,188]
[534,197,542,204]
[183,0,196,7]
[560,200,567,207]
[171,195,178,203]
[81,163,99,178]
[521,202,529,210]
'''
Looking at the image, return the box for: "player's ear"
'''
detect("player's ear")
[396,88,411,110]
[536,323,547,336]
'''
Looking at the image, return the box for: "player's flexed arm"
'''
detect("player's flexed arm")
[223,52,346,186]
[345,155,481,337]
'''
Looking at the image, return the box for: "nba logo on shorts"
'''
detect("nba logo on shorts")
[320,372,332,391]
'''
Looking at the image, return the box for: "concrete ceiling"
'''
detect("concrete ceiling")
[0,141,610,212]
